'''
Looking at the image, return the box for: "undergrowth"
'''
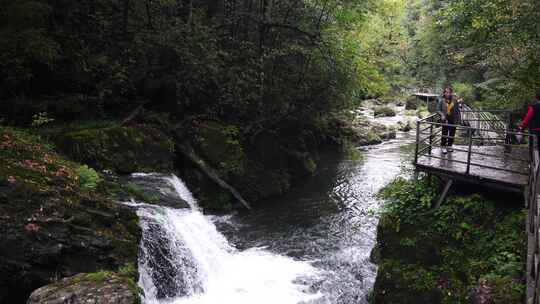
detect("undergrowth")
[373,177,526,303]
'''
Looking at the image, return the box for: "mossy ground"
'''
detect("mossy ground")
[372,177,526,304]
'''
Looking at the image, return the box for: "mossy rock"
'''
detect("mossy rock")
[0,127,140,303]
[57,125,174,174]
[374,106,397,117]
[376,215,443,266]
[372,261,444,304]
[405,96,419,110]
[27,271,139,304]
[371,124,396,141]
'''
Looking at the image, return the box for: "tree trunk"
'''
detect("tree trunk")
[174,138,252,210]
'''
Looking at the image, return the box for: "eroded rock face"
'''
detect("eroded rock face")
[27,273,137,304]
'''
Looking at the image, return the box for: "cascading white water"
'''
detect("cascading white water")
[134,175,322,304]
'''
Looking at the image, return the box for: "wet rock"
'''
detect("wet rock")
[118,174,190,208]
[398,121,413,132]
[27,273,137,304]
[349,120,396,146]
[405,96,419,110]
[371,124,396,141]
[369,243,381,264]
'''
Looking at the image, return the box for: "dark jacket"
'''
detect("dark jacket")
[437,97,461,124]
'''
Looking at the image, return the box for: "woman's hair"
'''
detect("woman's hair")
[443,87,453,95]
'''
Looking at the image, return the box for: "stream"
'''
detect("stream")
[131,108,416,304]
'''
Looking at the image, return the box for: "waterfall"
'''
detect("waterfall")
[133,174,322,304]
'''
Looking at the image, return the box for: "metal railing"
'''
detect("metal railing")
[460,104,512,144]
[413,112,531,179]
[527,140,540,304]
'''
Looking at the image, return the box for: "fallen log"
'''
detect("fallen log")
[120,100,151,126]
[175,141,252,210]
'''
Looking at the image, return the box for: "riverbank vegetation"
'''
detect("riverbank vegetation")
[372,177,526,303]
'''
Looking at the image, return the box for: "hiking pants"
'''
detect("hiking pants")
[442,123,456,147]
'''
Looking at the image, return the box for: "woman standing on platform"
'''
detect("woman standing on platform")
[518,89,540,154]
[438,87,461,154]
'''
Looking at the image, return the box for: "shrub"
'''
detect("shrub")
[453,82,476,103]
[31,112,55,127]
[77,165,100,191]
[375,177,526,303]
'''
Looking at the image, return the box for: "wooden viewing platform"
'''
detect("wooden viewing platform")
[412,107,540,304]
[413,108,527,192]
[416,144,529,191]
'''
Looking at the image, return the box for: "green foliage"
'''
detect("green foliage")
[405,0,540,108]
[31,112,54,127]
[452,82,475,103]
[85,270,112,283]
[77,165,100,191]
[117,263,137,279]
[376,177,526,303]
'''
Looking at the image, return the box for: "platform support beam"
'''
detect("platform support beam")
[434,179,453,209]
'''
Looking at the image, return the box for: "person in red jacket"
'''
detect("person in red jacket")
[518,90,540,153]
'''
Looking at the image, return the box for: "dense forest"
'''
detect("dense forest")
[2,0,539,124]
[1,0,540,303]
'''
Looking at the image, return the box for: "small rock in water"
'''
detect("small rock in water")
[398,122,412,132]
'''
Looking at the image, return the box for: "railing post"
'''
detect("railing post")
[466,127,473,175]
[414,121,420,165]
[428,124,433,155]
[505,112,512,152]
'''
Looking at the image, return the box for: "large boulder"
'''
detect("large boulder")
[56,125,174,174]
[27,273,137,304]
[349,120,396,146]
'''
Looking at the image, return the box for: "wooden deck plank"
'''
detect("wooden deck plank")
[416,145,530,188]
